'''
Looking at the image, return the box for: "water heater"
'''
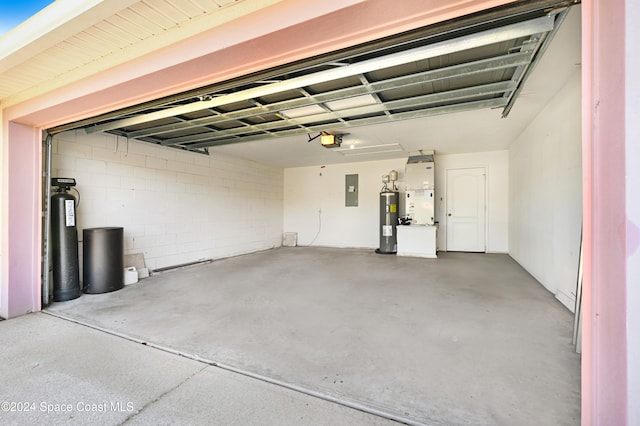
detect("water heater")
[378,191,399,254]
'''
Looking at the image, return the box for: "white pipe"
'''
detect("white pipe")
[41,133,53,307]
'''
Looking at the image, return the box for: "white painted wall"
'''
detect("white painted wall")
[284,152,508,252]
[435,151,509,253]
[53,131,283,271]
[509,69,582,310]
[284,158,408,248]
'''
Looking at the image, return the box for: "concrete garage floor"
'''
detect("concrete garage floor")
[46,247,581,425]
[0,313,391,425]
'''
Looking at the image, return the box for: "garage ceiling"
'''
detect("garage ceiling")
[42,0,581,167]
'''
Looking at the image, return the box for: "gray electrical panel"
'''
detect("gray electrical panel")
[345,174,358,207]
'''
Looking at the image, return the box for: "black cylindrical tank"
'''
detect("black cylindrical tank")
[83,227,124,294]
[51,192,81,301]
[378,191,399,254]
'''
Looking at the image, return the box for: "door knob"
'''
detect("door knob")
[448,213,452,216]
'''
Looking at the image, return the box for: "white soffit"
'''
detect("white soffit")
[0,0,116,65]
[0,0,285,106]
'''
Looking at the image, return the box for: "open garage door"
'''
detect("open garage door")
[47,1,574,152]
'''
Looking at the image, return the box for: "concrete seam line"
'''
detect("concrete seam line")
[121,365,207,424]
[42,310,425,426]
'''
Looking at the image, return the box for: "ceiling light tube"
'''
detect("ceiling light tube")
[340,149,403,156]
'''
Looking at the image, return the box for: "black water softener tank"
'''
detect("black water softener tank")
[50,178,81,301]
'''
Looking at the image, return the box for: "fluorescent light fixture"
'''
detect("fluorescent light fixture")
[334,143,403,156]
[325,94,377,111]
[280,104,325,118]
[341,149,403,156]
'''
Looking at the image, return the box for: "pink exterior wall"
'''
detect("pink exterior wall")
[7,0,639,422]
[6,122,41,318]
[582,0,629,424]
[625,1,640,422]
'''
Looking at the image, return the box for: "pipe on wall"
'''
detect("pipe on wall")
[41,133,53,307]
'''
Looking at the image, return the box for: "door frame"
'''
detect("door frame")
[444,166,488,252]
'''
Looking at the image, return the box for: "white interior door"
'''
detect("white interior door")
[446,168,486,252]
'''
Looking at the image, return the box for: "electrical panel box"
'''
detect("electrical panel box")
[345,174,358,207]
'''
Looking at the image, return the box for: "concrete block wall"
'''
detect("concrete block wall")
[52,130,283,272]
